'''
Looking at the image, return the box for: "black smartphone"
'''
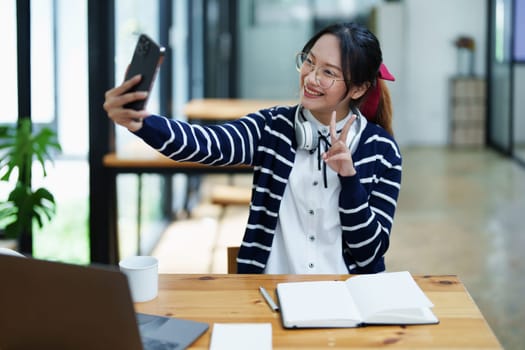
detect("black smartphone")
[124,34,165,111]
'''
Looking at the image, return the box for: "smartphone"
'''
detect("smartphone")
[124,34,165,111]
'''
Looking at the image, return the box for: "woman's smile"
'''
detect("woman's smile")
[303,82,324,97]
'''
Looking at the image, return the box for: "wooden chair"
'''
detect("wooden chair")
[227,246,240,274]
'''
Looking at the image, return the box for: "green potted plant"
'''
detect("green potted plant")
[0,118,61,254]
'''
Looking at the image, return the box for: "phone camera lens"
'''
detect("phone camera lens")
[137,38,150,56]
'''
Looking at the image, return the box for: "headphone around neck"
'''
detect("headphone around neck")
[295,108,319,151]
[295,106,361,151]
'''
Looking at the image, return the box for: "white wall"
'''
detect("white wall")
[377,0,487,146]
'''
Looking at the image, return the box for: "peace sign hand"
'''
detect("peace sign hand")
[321,111,357,177]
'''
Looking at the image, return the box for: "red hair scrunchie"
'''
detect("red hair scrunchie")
[360,63,395,121]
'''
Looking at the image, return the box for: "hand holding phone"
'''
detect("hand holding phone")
[124,34,165,111]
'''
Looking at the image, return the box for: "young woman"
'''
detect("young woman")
[104,22,402,274]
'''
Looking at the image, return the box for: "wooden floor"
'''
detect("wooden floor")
[152,146,525,350]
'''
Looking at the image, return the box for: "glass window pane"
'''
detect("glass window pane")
[32,0,89,264]
[515,0,525,61]
[55,0,89,156]
[31,0,55,123]
[490,0,512,151]
[0,0,18,123]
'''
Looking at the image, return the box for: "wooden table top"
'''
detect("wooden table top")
[184,98,297,121]
[134,274,502,349]
[102,153,252,172]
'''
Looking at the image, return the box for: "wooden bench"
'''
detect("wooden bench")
[209,185,251,206]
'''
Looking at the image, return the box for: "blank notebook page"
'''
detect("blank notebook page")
[346,271,434,320]
[278,281,362,323]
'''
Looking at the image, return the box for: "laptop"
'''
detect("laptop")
[0,254,208,350]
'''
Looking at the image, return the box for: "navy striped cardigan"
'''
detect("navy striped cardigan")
[134,104,402,274]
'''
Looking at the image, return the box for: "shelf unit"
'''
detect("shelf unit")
[449,77,486,147]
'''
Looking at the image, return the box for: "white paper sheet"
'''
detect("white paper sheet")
[209,323,272,350]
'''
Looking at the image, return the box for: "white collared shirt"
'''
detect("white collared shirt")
[264,108,366,274]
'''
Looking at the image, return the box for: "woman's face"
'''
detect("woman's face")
[299,34,365,124]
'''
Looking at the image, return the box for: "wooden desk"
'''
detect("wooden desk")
[135,274,502,349]
[184,98,296,121]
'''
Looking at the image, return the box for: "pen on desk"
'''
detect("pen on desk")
[259,286,279,312]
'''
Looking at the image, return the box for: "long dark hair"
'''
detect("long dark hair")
[301,22,393,136]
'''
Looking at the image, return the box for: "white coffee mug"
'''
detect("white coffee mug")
[119,255,158,302]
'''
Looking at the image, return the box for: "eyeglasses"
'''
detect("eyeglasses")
[295,52,347,90]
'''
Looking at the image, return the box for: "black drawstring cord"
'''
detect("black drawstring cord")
[318,133,331,188]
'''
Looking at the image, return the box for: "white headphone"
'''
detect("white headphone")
[295,111,319,151]
[295,106,362,152]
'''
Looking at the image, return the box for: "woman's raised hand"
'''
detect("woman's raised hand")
[103,74,150,132]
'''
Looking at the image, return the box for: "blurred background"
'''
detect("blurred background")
[1,0,524,348]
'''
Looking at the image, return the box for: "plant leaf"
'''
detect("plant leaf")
[0,117,61,239]
[0,119,61,183]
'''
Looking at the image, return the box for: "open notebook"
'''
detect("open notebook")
[0,254,208,349]
[276,271,439,328]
